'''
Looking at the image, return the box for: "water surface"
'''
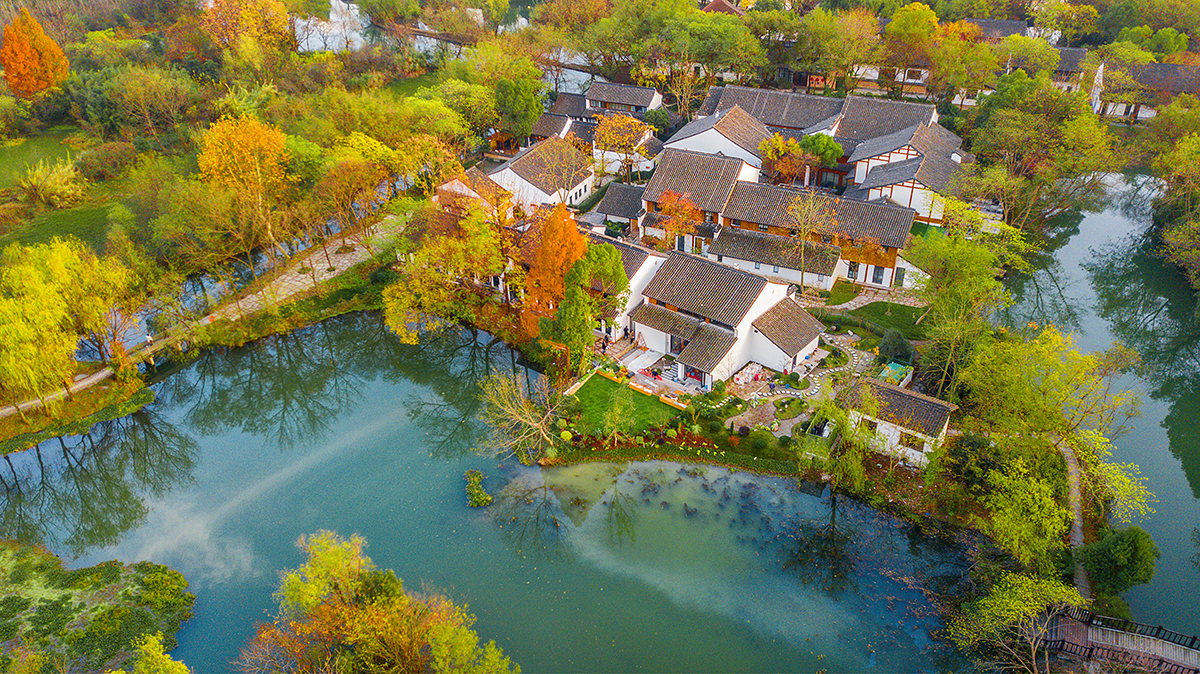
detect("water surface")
[2,313,966,671]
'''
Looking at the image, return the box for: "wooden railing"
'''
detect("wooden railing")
[1047,606,1200,674]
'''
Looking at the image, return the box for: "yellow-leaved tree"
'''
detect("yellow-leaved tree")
[0,8,69,98]
[197,115,291,257]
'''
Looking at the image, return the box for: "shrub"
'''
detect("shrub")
[878,329,913,363]
[463,470,493,507]
[18,158,85,208]
[75,142,137,181]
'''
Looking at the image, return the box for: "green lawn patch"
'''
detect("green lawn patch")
[827,280,860,306]
[848,302,928,340]
[386,72,441,98]
[0,201,114,253]
[573,375,676,434]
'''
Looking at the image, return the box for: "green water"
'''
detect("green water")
[1001,173,1200,634]
[1,313,968,671]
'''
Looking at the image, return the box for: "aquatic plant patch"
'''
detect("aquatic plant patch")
[0,541,194,673]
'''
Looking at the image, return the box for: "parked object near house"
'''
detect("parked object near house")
[847,378,958,467]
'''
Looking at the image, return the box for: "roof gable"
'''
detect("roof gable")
[642,251,769,327]
[643,149,750,213]
[851,379,958,437]
[586,82,659,108]
[752,296,826,355]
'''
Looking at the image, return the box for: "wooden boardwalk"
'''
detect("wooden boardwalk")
[1049,607,1200,674]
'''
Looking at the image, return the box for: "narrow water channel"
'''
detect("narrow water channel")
[1,313,967,672]
[1001,172,1200,634]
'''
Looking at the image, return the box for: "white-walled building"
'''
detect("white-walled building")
[627,251,820,388]
[487,137,596,210]
[663,105,771,168]
[848,379,958,467]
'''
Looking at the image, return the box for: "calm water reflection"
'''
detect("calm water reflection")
[1002,173,1200,634]
[2,313,968,672]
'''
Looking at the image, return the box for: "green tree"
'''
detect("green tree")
[948,573,1085,674]
[981,458,1070,574]
[1076,525,1161,595]
[494,77,544,141]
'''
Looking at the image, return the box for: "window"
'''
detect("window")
[754,261,761,270]
[758,223,769,232]
[899,432,925,451]
[872,265,885,284]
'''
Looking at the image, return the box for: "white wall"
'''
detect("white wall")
[490,168,595,209]
[848,411,947,468]
[707,253,837,291]
[613,255,667,329]
[664,129,762,168]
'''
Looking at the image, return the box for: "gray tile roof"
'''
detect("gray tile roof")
[595,183,646,220]
[643,148,749,213]
[678,323,738,372]
[847,124,921,163]
[667,104,771,156]
[857,157,923,190]
[964,18,1029,39]
[707,227,840,275]
[502,137,593,196]
[642,251,769,327]
[711,85,846,130]
[1128,63,1200,96]
[531,112,571,138]
[587,81,659,108]
[586,232,654,282]
[1055,47,1087,74]
[835,96,937,141]
[549,92,587,118]
[850,379,958,438]
[721,182,915,249]
[752,296,826,356]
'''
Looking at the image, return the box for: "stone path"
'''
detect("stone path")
[205,215,408,323]
[3,216,409,421]
[796,286,927,311]
[1061,442,1093,600]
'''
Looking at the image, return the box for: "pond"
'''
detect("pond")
[1001,172,1200,635]
[1,312,968,672]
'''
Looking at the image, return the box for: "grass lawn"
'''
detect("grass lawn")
[0,201,114,252]
[849,301,928,340]
[827,279,860,306]
[0,127,77,189]
[386,72,441,97]
[574,375,676,434]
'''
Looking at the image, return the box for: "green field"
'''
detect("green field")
[0,128,77,189]
[574,375,676,434]
[848,302,928,340]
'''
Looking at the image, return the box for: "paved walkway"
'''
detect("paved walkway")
[1061,442,1093,600]
[3,216,409,421]
[796,286,927,311]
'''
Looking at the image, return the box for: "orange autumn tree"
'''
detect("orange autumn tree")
[525,203,586,311]
[1,9,69,98]
[655,191,703,252]
[198,115,291,257]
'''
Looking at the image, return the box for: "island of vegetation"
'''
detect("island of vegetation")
[0,0,1196,669]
